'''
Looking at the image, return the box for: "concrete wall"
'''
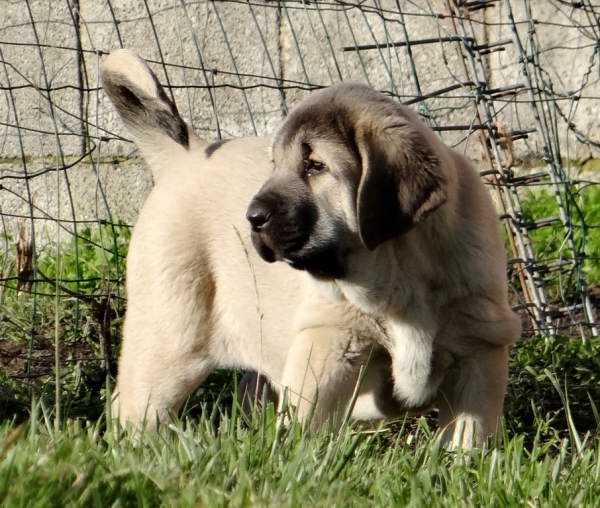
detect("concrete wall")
[1,0,599,243]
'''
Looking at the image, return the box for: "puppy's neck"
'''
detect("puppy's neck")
[309,235,429,317]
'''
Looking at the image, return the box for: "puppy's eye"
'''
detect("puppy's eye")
[303,159,328,178]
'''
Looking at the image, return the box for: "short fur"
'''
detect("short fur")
[103,50,520,447]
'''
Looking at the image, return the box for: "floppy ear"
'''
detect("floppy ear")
[355,118,447,251]
[356,116,447,250]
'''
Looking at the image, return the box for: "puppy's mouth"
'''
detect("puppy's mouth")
[249,230,305,265]
[283,248,348,280]
[250,231,347,280]
[250,231,278,263]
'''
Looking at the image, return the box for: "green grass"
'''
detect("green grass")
[505,335,600,437]
[1,190,599,506]
[0,334,599,506]
[0,398,599,507]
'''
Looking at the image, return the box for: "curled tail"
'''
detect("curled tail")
[101,49,205,180]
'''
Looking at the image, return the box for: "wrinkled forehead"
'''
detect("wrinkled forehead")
[273,102,353,161]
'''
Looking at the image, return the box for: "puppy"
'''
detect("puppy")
[102,49,519,446]
[101,50,401,431]
[247,83,521,445]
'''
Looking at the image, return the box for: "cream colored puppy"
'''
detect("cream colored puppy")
[102,49,520,446]
[101,50,398,431]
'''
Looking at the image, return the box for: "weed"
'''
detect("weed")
[0,221,130,421]
[519,185,600,296]
[505,334,600,440]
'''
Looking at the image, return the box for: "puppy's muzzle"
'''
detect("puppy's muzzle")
[246,192,347,279]
[246,188,319,265]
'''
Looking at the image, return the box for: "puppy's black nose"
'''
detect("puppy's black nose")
[246,200,273,231]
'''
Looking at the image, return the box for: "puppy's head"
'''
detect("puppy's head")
[247,83,447,279]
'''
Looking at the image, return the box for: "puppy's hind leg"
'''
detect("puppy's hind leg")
[238,371,279,417]
[113,309,217,430]
[101,48,217,430]
[112,220,218,430]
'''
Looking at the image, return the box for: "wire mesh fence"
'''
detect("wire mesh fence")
[1,0,599,413]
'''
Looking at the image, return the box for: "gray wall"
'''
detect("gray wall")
[1,0,599,243]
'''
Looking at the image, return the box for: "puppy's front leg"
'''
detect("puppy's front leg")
[436,342,509,448]
[280,327,369,431]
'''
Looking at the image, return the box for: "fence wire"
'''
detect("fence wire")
[0,0,599,402]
